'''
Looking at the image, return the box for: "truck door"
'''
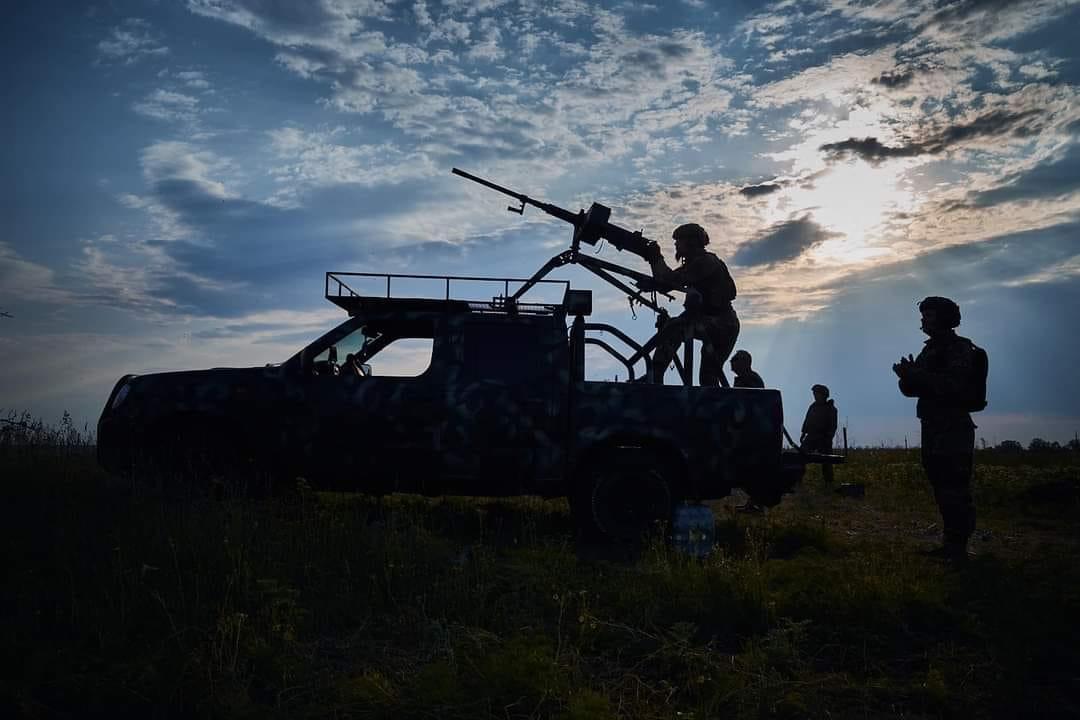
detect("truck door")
[444,318,564,494]
[300,316,444,494]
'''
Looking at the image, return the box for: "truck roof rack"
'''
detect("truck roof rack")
[325,272,572,316]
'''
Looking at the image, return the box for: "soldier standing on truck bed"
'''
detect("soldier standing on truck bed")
[893,296,988,563]
[801,384,838,484]
[644,223,740,386]
[731,350,765,388]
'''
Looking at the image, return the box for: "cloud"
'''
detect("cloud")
[185,0,391,52]
[77,139,536,318]
[175,70,211,89]
[132,89,201,123]
[266,127,438,197]
[925,0,1076,41]
[0,242,69,305]
[739,182,782,198]
[186,1,738,173]
[819,218,1080,293]
[819,136,922,163]
[965,141,1080,207]
[871,69,914,88]
[96,18,169,64]
[751,45,902,108]
[820,109,1043,164]
[189,308,341,340]
[732,215,841,267]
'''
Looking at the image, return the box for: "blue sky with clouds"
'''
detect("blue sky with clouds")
[4,0,1080,445]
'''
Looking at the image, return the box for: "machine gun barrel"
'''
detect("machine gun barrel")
[451,168,655,259]
[452,168,579,225]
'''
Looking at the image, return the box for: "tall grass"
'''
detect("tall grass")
[2,415,1078,718]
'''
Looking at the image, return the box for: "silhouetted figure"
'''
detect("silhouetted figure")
[893,296,985,563]
[801,384,838,483]
[343,353,366,378]
[730,349,765,388]
[644,223,739,386]
[313,346,341,376]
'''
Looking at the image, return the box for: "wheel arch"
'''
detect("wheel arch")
[571,434,690,496]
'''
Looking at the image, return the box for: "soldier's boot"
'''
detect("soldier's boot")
[920,538,972,563]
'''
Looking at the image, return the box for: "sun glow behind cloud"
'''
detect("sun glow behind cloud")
[796,160,916,264]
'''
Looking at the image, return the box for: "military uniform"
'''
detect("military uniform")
[649,252,739,385]
[898,332,977,551]
[801,399,837,453]
[734,370,765,389]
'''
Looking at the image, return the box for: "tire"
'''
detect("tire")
[746,463,804,508]
[573,451,678,542]
[131,428,215,501]
[135,424,283,501]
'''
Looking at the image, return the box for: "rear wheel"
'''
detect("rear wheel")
[573,451,678,542]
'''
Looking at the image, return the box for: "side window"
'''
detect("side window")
[367,337,434,378]
[464,322,542,383]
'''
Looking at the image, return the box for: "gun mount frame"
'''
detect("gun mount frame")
[453,168,709,387]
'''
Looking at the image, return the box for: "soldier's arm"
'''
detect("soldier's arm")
[897,354,921,397]
[827,406,838,435]
[903,343,973,401]
[649,255,716,290]
[648,255,684,288]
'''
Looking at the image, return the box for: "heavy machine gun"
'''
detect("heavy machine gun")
[453,168,719,386]
[452,168,675,316]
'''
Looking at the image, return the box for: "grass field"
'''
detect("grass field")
[2,418,1079,718]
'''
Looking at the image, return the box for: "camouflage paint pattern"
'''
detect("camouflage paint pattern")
[99,300,791,503]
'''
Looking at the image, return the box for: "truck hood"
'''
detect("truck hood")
[101,366,285,422]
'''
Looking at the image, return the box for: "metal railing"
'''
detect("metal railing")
[325,271,569,309]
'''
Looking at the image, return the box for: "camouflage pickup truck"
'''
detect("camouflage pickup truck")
[98,272,829,540]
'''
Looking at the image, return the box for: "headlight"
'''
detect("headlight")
[111,383,132,410]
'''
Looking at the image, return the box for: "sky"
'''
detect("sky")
[3,0,1080,446]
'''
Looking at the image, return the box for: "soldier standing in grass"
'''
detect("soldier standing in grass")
[893,296,988,563]
[644,223,739,386]
[801,384,838,483]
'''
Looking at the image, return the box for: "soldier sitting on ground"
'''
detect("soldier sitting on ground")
[801,384,838,483]
[643,223,740,386]
[730,350,765,388]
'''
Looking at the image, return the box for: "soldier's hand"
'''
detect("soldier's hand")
[635,277,655,289]
[643,240,662,261]
[892,354,914,377]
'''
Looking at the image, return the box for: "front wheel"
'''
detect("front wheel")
[134,424,287,501]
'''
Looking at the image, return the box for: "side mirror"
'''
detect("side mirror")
[328,345,338,363]
[360,363,372,377]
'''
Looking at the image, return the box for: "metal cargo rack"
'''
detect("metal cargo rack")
[325,271,571,316]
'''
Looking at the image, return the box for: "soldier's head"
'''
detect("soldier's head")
[672,223,709,263]
[812,383,830,401]
[730,349,752,374]
[918,296,960,336]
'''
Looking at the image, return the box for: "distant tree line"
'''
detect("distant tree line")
[991,438,1080,453]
